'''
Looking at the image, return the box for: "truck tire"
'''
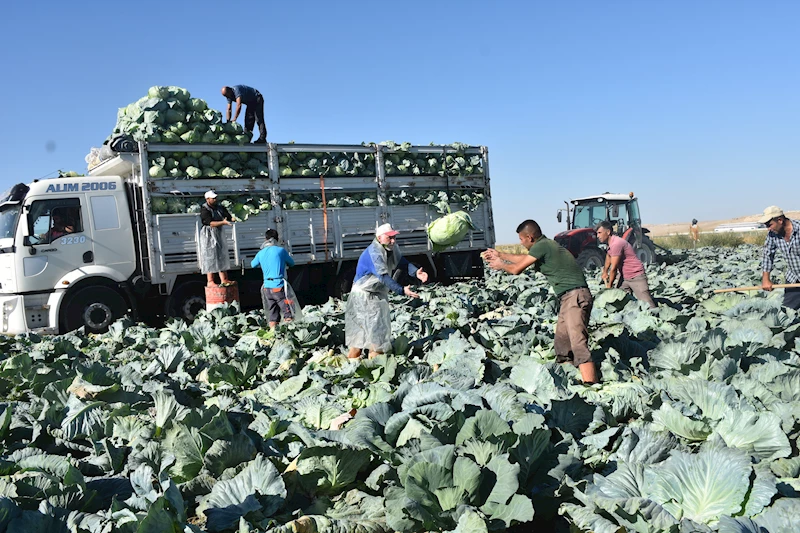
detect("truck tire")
[634,243,655,265]
[166,281,206,322]
[63,286,127,334]
[576,248,605,270]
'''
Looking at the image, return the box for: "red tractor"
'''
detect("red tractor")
[554,192,658,269]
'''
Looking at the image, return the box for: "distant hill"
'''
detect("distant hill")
[645,210,800,237]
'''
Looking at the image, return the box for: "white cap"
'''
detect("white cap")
[376,223,399,237]
[759,206,784,224]
[204,190,218,199]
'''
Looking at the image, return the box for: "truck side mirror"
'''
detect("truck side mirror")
[557,211,562,223]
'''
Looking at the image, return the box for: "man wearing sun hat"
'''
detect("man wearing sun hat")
[760,206,800,309]
[198,190,233,287]
[345,223,429,359]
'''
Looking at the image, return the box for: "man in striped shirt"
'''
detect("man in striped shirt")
[760,205,800,309]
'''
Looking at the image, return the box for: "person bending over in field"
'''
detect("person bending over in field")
[596,220,657,308]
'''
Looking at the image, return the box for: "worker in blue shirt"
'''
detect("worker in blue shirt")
[345,223,429,359]
[251,229,295,327]
[221,85,267,144]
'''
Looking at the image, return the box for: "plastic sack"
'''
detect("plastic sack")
[344,275,392,353]
[427,210,476,251]
[85,148,102,170]
[283,279,303,322]
[198,225,230,274]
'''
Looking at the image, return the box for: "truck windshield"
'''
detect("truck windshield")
[0,205,20,239]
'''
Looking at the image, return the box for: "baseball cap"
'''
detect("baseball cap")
[376,223,399,237]
[759,206,784,224]
[204,190,218,199]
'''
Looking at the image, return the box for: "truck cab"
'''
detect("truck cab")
[0,177,136,335]
[554,192,655,268]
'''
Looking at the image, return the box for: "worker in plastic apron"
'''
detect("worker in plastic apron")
[346,223,429,359]
[198,190,233,287]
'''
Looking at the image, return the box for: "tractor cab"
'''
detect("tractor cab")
[554,192,655,268]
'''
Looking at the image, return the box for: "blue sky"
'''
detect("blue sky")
[1,1,798,243]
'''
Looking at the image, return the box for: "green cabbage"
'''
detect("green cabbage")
[149,165,167,178]
[167,197,186,213]
[427,211,476,251]
[151,197,168,213]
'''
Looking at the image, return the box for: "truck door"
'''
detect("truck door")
[85,192,135,277]
[19,197,90,292]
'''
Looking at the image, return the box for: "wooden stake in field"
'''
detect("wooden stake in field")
[713,283,800,294]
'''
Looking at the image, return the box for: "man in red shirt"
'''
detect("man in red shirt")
[595,221,657,308]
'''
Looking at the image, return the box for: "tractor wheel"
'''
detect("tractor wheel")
[634,243,656,265]
[576,248,606,270]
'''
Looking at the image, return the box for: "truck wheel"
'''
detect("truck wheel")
[634,243,655,264]
[63,286,127,334]
[576,248,605,270]
[166,281,206,322]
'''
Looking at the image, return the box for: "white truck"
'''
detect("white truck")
[0,142,494,335]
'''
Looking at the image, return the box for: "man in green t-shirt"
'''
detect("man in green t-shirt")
[483,219,598,384]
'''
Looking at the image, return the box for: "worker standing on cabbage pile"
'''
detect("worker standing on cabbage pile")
[199,191,234,287]
[483,220,599,384]
[221,85,267,144]
[346,223,429,360]
[595,221,657,308]
[251,229,296,328]
[760,206,800,309]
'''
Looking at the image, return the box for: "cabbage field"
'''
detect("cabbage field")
[0,245,799,532]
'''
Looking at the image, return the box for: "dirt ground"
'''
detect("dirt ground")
[645,210,800,237]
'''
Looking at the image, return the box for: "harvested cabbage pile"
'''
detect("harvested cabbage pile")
[151,195,272,222]
[148,150,269,180]
[427,210,477,251]
[280,189,485,211]
[110,85,250,146]
[278,141,484,178]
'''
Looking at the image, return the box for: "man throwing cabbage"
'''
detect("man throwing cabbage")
[346,223,429,359]
[483,220,599,384]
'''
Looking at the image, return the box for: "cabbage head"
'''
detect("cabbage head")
[149,165,167,178]
[161,131,180,143]
[152,197,168,213]
[187,98,207,112]
[427,211,476,251]
[148,86,170,99]
[180,130,202,144]
[167,198,186,213]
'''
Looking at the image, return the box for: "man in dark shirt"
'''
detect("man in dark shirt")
[199,190,233,287]
[483,219,599,384]
[221,85,267,144]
